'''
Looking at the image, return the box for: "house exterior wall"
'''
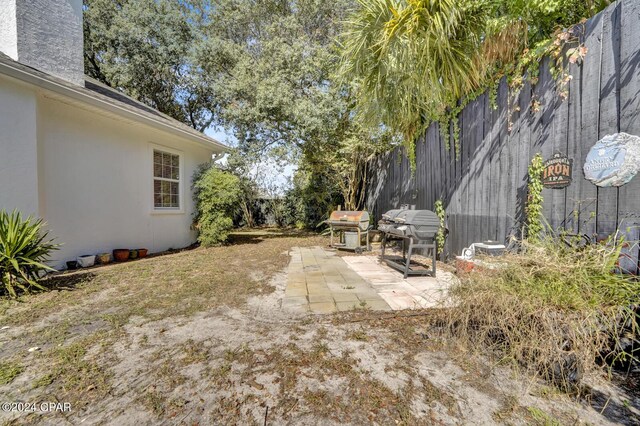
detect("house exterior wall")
[0,77,39,215]
[36,96,214,268]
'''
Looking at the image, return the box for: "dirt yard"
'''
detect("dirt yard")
[0,230,636,425]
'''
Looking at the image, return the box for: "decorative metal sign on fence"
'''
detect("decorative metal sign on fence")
[584,133,640,187]
[542,153,573,188]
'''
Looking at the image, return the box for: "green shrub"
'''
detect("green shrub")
[192,164,242,246]
[447,234,640,390]
[0,210,58,298]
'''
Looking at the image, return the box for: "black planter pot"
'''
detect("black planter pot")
[66,260,79,270]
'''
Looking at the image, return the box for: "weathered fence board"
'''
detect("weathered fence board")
[596,1,621,241]
[580,12,605,238]
[366,0,640,268]
[618,0,640,274]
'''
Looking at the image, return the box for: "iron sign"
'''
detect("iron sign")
[542,153,572,188]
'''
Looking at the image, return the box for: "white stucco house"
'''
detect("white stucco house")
[0,0,226,268]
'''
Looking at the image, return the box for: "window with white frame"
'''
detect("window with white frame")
[153,149,181,209]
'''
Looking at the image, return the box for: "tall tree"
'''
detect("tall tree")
[84,0,396,225]
[83,0,216,131]
[194,0,351,159]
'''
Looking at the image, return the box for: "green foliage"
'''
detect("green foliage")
[341,0,484,146]
[192,165,242,246]
[281,169,343,230]
[323,117,396,211]
[0,361,24,385]
[448,234,640,390]
[434,200,446,254]
[83,0,214,130]
[526,153,545,242]
[340,0,609,161]
[194,0,352,160]
[0,210,58,298]
[84,1,387,220]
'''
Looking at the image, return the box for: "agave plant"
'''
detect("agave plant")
[0,210,58,297]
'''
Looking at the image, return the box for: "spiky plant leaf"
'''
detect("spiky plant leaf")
[0,210,58,298]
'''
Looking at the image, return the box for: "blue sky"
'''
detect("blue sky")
[204,127,297,194]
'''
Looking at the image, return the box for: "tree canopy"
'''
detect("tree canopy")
[84,0,216,131]
[84,0,362,159]
[340,0,611,145]
[84,0,393,224]
[83,0,609,226]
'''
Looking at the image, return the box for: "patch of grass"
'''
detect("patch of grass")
[347,328,368,341]
[493,394,520,421]
[224,344,255,365]
[181,339,209,365]
[36,332,114,407]
[32,373,54,389]
[142,389,167,416]
[1,231,329,331]
[527,406,562,426]
[420,377,457,414]
[261,342,422,424]
[155,360,186,387]
[447,234,640,390]
[0,360,24,385]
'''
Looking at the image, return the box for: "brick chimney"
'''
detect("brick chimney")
[0,0,84,86]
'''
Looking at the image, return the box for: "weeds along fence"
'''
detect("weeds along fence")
[366,0,640,273]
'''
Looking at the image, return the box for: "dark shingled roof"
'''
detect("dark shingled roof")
[0,52,225,150]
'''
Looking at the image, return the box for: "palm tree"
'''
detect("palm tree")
[340,0,489,142]
[340,0,610,146]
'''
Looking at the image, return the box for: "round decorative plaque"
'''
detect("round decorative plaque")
[583,132,640,187]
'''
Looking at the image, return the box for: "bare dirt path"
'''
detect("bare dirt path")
[0,230,632,425]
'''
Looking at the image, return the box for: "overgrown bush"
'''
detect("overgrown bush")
[281,169,342,230]
[0,210,58,298]
[192,164,242,246]
[447,233,640,390]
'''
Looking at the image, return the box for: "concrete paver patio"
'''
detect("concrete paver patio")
[283,246,455,314]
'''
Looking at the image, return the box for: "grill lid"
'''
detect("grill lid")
[328,210,370,223]
[381,209,404,222]
[394,209,439,226]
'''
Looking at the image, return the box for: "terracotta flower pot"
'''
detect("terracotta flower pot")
[97,253,111,264]
[113,249,129,262]
[455,257,475,274]
[138,248,148,258]
[129,249,139,260]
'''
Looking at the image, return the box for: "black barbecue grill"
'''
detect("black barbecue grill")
[378,207,442,278]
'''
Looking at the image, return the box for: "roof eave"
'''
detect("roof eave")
[0,61,227,152]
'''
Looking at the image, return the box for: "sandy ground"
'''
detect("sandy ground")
[0,230,637,425]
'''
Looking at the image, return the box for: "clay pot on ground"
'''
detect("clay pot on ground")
[113,249,130,262]
[96,253,111,264]
[77,255,96,268]
[138,248,148,258]
[129,249,139,260]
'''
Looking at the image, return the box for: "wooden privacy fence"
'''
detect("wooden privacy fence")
[366,0,640,274]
